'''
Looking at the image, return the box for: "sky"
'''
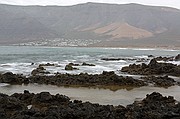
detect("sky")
[0,0,180,9]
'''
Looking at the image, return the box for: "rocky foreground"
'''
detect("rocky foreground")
[0,91,180,119]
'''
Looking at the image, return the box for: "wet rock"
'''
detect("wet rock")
[148,58,158,68]
[0,72,26,84]
[154,56,174,61]
[0,91,180,119]
[68,63,80,66]
[82,62,95,66]
[175,54,180,61]
[31,66,50,76]
[29,71,146,88]
[148,55,154,58]
[121,59,180,76]
[126,92,180,119]
[142,75,176,87]
[32,92,53,103]
[11,90,34,105]
[65,64,78,70]
[0,93,26,118]
[102,71,115,75]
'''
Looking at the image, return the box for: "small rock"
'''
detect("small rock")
[175,54,180,61]
[65,64,78,70]
[82,62,95,66]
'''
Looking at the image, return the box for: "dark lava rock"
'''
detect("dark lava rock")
[175,54,180,61]
[0,71,146,88]
[0,91,180,119]
[1,91,123,118]
[68,63,80,66]
[154,56,174,61]
[29,71,146,87]
[31,92,70,108]
[65,64,78,70]
[0,93,27,118]
[0,72,27,84]
[126,92,180,119]
[142,75,176,87]
[148,55,154,58]
[121,59,180,77]
[82,62,95,66]
[31,66,50,76]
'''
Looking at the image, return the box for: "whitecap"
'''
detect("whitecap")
[167,61,180,65]
[134,55,149,59]
[0,83,9,87]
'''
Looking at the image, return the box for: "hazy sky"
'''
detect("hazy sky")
[0,0,180,9]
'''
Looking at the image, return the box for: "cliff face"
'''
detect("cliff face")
[0,3,180,47]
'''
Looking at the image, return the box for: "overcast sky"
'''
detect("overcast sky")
[0,0,180,9]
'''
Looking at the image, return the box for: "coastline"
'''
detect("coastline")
[1,45,180,51]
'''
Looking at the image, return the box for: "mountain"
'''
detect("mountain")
[0,2,180,47]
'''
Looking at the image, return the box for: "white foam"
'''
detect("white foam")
[76,55,90,58]
[134,55,149,59]
[167,61,180,65]
[0,83,9,87]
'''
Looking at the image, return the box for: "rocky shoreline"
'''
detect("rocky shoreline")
[0,55,180,118]
[0,91,180,119]
[121,58,180,77]
[1,70,180,89]
[0,71,146,88]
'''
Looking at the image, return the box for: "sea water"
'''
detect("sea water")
[0,46,179,75]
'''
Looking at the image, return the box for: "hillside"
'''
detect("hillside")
[0,2,180,47]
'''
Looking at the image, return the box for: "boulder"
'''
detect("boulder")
[31,66,50,76]
[175,54,180,61]
[0,72,26,84]
[126,92,179,119]
[65,64,78,70]
[82,62,95,66]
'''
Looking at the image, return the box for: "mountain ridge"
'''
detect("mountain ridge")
[0,2,180,47]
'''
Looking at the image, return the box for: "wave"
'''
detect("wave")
[0,83,9,87]
[134,55,149,59]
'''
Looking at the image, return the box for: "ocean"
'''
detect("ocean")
[0,46,180,106]
[0,46,179,75]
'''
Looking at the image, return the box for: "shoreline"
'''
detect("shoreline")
[1,45,180,50]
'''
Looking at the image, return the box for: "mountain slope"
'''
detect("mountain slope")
[0,3,180,47]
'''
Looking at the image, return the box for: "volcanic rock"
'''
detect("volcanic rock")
[121,59,180,76]
[82,62,95,66]
[65,64,78,70]
[142,75,176,87]
[175,54,180,61]
[31,66,50,76]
